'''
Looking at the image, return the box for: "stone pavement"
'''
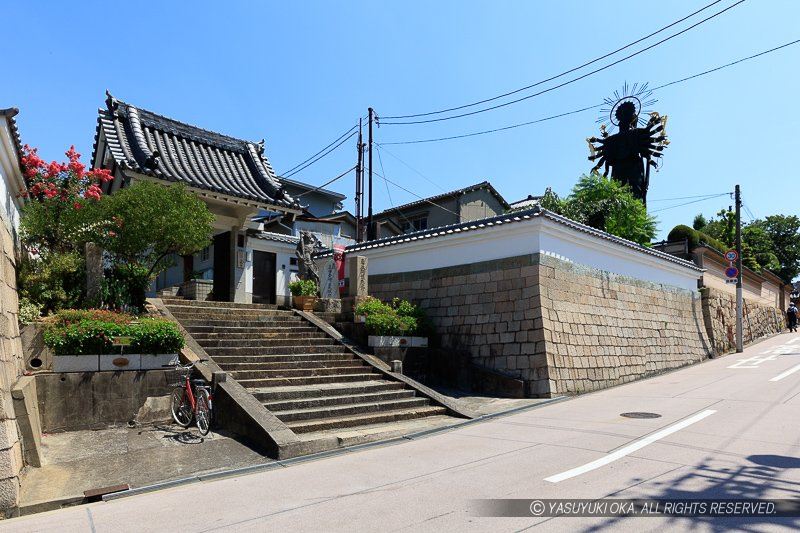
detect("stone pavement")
[17,424,271,515]
[5,331,800,531]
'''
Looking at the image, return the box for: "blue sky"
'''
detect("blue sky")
[3,0,798,238]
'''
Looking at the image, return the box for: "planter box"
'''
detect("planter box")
[140,353,178,370]
[182,279,213,301]
[100,353,141,371]
[293,295,318,311]
[52,355,99,373]
[368,336,428,348]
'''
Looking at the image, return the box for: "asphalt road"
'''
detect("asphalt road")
[5,332,800,532]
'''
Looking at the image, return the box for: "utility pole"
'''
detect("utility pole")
[355,118,364,242]
[735,184,743,353]
[367,107,375,241]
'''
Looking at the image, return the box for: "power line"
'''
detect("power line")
[280,124,358,176]
[650,37,800,91]
[283,130,358,179]
[380,37,800,145]
[380,0,745,125]
[381,0,727,120]
[295,165,356,198]
[650,193,731,213]
[375,145,417,229]
[649,192,731,202]
[374,144,447,191]
[372,168,462,219]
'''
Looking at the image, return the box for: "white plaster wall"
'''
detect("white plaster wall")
[248,238,297,302]
[0,121,22,236]
[357,216,702,292]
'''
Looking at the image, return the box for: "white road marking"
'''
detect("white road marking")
[728,354,778,369]
[769,363,800,382]
[544,410,717,483]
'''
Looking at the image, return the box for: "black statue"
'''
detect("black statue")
[295,231,323,285]
[587,85,669,207]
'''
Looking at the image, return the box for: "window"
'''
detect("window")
[401,216,428,233]
[200,246,210,262]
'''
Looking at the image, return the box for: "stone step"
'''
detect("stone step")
[179,319,304,328]
[286,406,448,434]
[250,380,405,402]
[263,389,416,411]
[237,373,381,388]
[273,397,430,423]
[218,360,362,371]
[162,299,281,310]
[204,345,350,356]
[190,330,321,340]
[169,310,295,320]
[228,365,373,380]
[212,353,358,364]
[196,337,337,348]
[184,325,316,334]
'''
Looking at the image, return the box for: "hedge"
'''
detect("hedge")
[44,309,184,355]
[667,224,728,253]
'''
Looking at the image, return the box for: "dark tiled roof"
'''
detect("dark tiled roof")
[373,180,510,218]
[250,231,300,245]
[279,176,346,200]
[93,93,298,209]
[335,206,703,272]
[0,108,24,169]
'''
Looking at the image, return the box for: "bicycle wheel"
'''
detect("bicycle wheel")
[195,388,212,436]
[171,387,193,427]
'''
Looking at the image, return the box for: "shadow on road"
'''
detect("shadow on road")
[583,458,800,532]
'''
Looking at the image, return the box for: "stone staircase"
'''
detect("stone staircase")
[161,299,453,439]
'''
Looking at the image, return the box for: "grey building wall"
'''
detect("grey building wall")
[458,188,507,222]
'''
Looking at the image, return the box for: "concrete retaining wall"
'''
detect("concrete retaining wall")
[371,253,712,397]
[34,371,172,433]
[702,287,786,355]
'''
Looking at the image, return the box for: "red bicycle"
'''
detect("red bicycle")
[169,360,213,435]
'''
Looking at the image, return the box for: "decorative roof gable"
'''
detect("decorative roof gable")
[93,92,298,209]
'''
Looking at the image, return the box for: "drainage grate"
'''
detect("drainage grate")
[620,412,661,419]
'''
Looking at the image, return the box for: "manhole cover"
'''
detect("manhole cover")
[620,412,661,419]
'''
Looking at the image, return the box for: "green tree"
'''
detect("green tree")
[692,213,708,231]
[748,215,800,282]
[94,181,215,278]
[546,174,657,245]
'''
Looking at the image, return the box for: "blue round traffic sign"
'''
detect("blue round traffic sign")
[725,250,738,261]
[725,266,739,278]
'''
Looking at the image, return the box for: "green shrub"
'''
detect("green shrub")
[357,297,429,336]
[289,279,318,296]
[668,224,728,253]
[44,309,184,355]
[18,298,43,324]
[354,297,392,316]
[96,264,151,313]
[17,252,86,313]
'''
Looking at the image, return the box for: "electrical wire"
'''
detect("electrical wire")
[381,0,727,120]
[375,144,447,191]
[280,125,358,177]
[375,145,418,229]
[650,193,731,213]
[283,130,358,179]
[372,169,462,219]
[380,0,745,125]
[649,192,732,202]
[295,165,356,198]
[380,37,800,145]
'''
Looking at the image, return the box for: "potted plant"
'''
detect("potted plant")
[289,279,319,311]
[356,298,430,348]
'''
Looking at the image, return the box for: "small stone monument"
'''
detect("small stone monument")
[348,255,368,298]
[317,255,342,313]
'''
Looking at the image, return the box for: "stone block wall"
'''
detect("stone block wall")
[701,287,785,355]
[0,220,24,510]
[537,255,710,395]
[370,253,712,398]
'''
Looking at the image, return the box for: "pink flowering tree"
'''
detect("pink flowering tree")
[19,145,113,255]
